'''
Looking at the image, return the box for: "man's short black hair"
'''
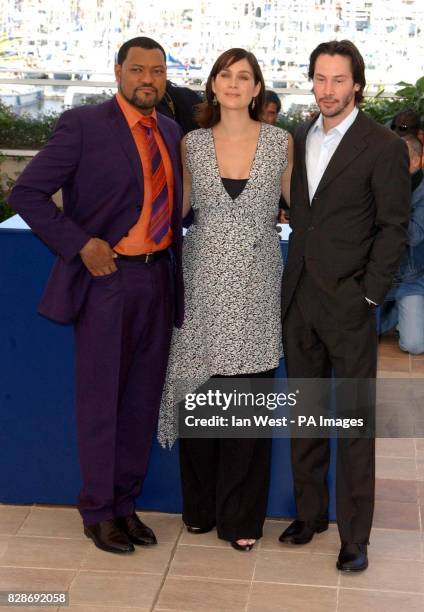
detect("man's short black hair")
[264,90,281,113]
[117,37,166,65]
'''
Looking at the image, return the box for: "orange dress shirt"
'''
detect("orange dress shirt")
[114,92,174,255]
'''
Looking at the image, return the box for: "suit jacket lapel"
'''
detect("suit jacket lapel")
[314,110,371,197]
[108,98,144,193]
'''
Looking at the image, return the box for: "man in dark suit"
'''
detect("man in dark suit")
[9,37,184,554]
[279,40,410,571]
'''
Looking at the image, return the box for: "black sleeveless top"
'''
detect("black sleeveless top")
[221,177,248,200]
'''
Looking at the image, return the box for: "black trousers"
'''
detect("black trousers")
[179,370,274,541]
[283,271,377,545]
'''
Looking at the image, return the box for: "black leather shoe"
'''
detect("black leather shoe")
[116,513,157,546]
[84,519,135,554]
[337,543,368,572]
[231,540,256,552]
[186,524,215,534]
[279,519,328,545]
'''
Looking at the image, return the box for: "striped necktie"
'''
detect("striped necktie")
[140,116,170,244]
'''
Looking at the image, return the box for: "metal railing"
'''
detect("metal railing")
[0,70,402,95]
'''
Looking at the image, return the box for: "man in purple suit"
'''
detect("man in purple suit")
[9,37,184,554]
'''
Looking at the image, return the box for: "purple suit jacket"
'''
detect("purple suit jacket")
[9,97,184,326]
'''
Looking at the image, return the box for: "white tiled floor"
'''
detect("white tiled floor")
[1,333,423,611]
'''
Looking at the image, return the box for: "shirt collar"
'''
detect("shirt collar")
[116,92,158,130]
[311,106,359,137]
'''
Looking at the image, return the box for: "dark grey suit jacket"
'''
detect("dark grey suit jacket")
[281,109,411,322]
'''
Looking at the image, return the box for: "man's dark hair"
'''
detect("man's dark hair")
[308,39,366,104]
[391,109,421,136]
[117,37,166,65]
[264,90,281,113]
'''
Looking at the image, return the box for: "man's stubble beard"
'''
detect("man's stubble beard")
[120,84,160,111]
[317,90,356,118]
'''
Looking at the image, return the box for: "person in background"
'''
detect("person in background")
[260,89,282,125]
[156,80,202,134]
[390,109,424,168]
[380,135,424,354]
[8,36,184,555]
[390,109,421,138]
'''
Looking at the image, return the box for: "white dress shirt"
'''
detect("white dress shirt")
[306,106,359,202]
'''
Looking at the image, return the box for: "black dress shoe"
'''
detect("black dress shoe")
[84,519,135,554]
[279,519,328,545]
[231,540,256,552]
[337,543,368,572]
[186,524,215,534]
[116,513,157,546]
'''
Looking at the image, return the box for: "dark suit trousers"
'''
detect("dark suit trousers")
[179,370,274,541]
[74,256,174,525]
[283,271,377,544]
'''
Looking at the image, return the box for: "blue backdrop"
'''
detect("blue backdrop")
[0,222,336,518]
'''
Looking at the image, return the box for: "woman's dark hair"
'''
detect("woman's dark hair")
[308,39,366,104]
[195,48,265,128]
[117,37,166,65]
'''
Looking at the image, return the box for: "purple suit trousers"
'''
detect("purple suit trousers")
[75,257,174,524]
